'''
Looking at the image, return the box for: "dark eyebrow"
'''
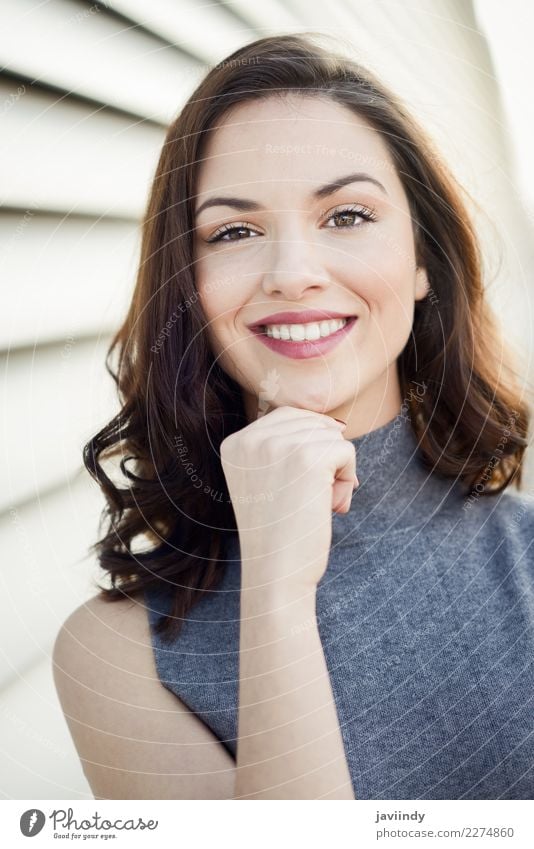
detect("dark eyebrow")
[194,172,388,217]
[313,172,388,199]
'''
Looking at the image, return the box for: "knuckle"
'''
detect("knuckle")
[296,443,320,468]
[220,433,238,460]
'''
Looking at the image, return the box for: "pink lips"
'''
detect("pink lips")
[250,316,358,360]
[247,309,356,329]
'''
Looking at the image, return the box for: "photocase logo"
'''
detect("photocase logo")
[20,809,45,837]
[18,807,159,838]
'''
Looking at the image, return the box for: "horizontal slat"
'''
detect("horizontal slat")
[0,657,92,798]
[106,0,252,64]
[0,473,104,691]
[0,0,202,124]
[474,0,534,208]
[0,78,165,216]
[0,213,138,348]
[221,0,301,30]
[0,337,118,511]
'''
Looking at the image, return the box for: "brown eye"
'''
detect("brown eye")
[226,226,252,240]
[333,210,358,227]
[323,204,377,229]
[206,223,261,243]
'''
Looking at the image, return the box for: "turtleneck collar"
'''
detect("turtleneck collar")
[332,405,455,542]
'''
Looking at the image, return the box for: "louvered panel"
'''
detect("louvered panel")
[0,659,91,798]
[0,78,164,217]
[0,214,138,349]
[286,0,368,43]
[105,0,253,64]
[1,0,533,803]
[0,473,104,690]
[0,0,201,125]
[0,338,117,512]
[221,0,300,31]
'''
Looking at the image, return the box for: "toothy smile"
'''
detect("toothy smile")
[262,317,349,341]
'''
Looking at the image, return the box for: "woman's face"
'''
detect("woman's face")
[193,94,429,432]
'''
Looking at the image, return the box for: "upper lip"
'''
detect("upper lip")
[247,309,358,328]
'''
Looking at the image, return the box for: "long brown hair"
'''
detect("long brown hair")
[83,33,531,641]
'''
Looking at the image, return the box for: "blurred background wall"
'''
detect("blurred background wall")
[1,0,533,799]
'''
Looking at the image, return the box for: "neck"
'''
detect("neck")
[330,407,459,543]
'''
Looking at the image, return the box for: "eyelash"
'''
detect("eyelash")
[205,204,378,244]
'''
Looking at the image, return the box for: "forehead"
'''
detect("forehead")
[195,94,398,195]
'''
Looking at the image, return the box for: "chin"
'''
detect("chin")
[272,388,348,416]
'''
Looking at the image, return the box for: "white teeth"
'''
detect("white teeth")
[265,317,348,341]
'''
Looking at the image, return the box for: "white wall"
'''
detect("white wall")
[1,0,532,798]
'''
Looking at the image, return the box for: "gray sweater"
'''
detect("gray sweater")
[144,408,534,799]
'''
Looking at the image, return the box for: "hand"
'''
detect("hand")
[220,405,358,591]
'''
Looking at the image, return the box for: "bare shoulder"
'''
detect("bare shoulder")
[52,592,235,799]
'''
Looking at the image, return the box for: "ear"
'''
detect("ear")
[414,266,430,302]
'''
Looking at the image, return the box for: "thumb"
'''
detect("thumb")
[331,440,359,513]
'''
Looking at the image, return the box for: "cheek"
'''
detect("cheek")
[196,251,249,322]
[197,280,251,369]
[348,225,416,306]
[196,261,232,328]
[340,238,416,347]
[198,285,223,325]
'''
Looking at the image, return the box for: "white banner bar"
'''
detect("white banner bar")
[2,799,533,848]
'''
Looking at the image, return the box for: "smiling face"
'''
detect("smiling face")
[192,94,429,436]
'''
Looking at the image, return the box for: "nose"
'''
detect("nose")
[261,232,329,300]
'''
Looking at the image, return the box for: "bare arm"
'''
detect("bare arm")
[52,594,235,799]
[235,558,355,800]
[220,407,358,799]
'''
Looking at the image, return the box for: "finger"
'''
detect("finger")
[276,432,357,510]
[327,440,358,511]
[261,428,358,492]
[273,426,357,467]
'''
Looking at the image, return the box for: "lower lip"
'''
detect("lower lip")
[249,317,358,359]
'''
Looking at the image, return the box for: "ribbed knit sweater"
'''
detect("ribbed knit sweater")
[144,409,534,799]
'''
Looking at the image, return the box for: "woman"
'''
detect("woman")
[53,33,534,800]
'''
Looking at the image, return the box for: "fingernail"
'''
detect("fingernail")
[353,474,360,488]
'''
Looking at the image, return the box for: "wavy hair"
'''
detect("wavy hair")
[83,33,531,641]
